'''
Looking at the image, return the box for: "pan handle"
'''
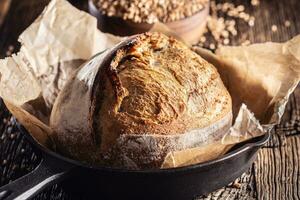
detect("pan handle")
[0,154,75,200]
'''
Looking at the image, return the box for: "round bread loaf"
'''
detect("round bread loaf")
[50,32,232,169]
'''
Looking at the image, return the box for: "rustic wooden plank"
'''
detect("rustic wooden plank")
[254,135,300,200]
[196,0,300,198]
[196,84,299,200]
[0,102,40,184]
[196,168,257,200]
[252,85,300,200]
[0,0,300,200]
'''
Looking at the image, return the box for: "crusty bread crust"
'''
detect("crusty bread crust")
[51,32,232,169]
[91,33,232,150]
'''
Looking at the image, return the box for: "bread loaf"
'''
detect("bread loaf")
[50,32,232,169]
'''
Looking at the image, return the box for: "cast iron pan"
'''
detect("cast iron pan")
[0,121,270,200]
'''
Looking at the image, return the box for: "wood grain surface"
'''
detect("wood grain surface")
[0,0,299,200]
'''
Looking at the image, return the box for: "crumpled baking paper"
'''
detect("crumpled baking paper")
[0,0,122,148]
[0,0,299,169]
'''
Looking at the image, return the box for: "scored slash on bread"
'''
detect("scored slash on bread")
[50,32,232,169]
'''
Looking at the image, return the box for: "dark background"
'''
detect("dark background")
[0,0,300,199]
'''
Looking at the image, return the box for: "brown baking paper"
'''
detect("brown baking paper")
[0,0,299,169]
[164,39,300,168]
[0,0,122,148]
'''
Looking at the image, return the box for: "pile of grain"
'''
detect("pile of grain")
[93,0,209,23]
[199,1,257,50]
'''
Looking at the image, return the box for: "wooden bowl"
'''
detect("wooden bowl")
[88,0,210,44]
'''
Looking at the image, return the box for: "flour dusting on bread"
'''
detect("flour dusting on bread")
[51,32,232,169]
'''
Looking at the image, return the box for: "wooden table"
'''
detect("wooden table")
[0,0,299,199]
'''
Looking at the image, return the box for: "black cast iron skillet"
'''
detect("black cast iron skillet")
[0,122,270,200]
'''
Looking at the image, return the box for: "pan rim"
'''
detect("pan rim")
[18,122,270,174]
[15,49,271,173]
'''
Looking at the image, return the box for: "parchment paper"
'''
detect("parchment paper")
[0,0,299,169]
[0,0,122,148]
